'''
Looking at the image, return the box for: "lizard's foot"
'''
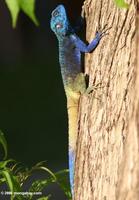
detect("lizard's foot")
[85,83,107,102]
[85,82,106,94]
[95,24,112,39]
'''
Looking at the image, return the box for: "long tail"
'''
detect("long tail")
[66,91,80,195]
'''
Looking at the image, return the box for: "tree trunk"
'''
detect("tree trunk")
[74,0,137,199]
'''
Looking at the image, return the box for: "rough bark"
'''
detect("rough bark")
[74,0,137,199]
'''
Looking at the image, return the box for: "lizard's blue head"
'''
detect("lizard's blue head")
[50,5,70,39]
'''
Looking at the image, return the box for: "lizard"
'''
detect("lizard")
[50,4,108,196]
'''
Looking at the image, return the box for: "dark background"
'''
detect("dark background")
[0,0,84,199]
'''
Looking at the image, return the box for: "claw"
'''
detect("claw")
[101,24,108,32]
[101,26,112,37]
[96,24,112,38]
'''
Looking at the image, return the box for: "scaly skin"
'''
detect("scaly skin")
[50,4,105,195]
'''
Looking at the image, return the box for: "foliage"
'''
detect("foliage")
[0,130,7,160]
[0,159,22,200]
[0,131,71,200]
[5,0,39,27]
[114,0,129,8]
[29,167,71,200]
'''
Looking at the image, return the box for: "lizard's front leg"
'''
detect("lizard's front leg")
[73,25,111,53]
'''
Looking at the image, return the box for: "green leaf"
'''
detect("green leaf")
[5,0,20,27]
[0,170,21,191]
[32,166,56,180]
[5,0,39,27]
[55,169,72,199]
[29,169,71,200]
[29,177,54,193]
[0,177,6,184]
[0,169,22,200]
[1,170,14,192]
[19,0,39,26]
[37,196,51,200]
[0,159,15,169]
[0,130,8,160]
[114,0,129,8]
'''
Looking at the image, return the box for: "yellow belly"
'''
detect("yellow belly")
[65,86,80,150]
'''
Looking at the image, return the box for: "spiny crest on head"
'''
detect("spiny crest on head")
[50,5,70,38]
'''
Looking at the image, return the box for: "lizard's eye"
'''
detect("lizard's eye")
[52,10,59,17]
[56,23,63,29]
